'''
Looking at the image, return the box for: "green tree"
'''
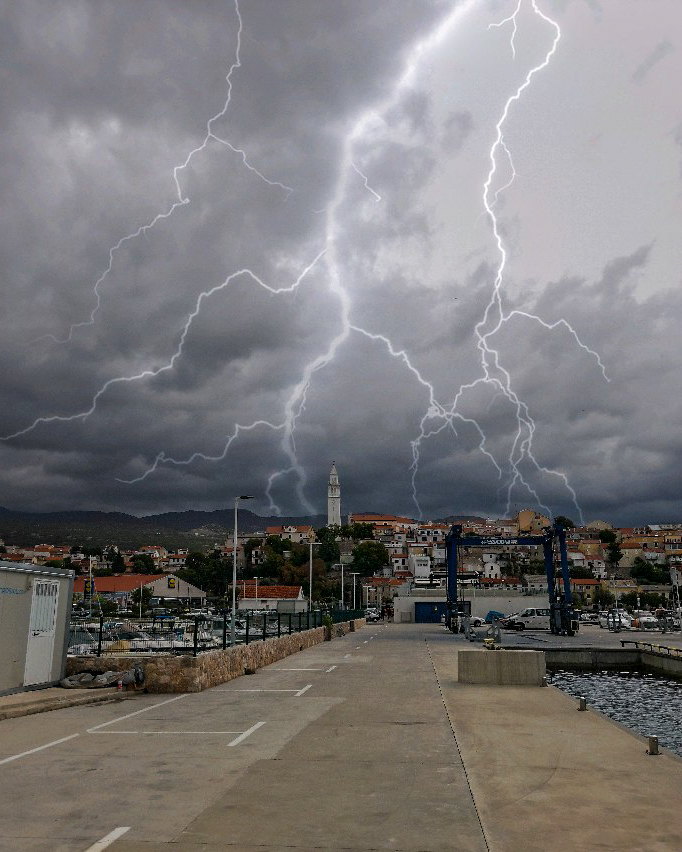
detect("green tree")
[593,586,615,608]
[620,590,667,610]
[598,529,617,545]
[130,553,156,574]
[315,527,341,564]
[569,566,595,579]
[352,541,389,575]
[130,586,153,615]
[554,516,576,529]
[44,559,64,569]
[605,541,623,571]
[110,551,125,572]
[348,522,375,540]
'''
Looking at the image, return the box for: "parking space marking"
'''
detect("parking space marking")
[225,688,307,694]
[84,826,130,851]
[86,695,188,733]
[344,653,352,658]
[277,667,326,671]
[228,721,266,747]
[325,665,337,672]
[0,733,80,766]
[90,730,245,735]
[295,684,313,697]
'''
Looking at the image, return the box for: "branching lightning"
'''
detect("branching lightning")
[38,0,291,346]
[4,0,611,524]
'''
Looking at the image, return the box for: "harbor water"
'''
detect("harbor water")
[548,669,682,757]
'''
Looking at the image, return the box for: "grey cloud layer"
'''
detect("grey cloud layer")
[1,0,681,525]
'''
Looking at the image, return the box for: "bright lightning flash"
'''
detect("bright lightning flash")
[3,0,610,523]
[36,0,291,346]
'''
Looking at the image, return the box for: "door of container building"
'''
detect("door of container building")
[24,579,60,686]
[414,602,447,623]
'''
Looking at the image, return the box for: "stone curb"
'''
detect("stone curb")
[0,689,130,721]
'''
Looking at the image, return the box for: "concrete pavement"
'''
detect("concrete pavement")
[0,623,681,851]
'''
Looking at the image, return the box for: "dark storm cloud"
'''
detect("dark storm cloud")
[0,0,680,528]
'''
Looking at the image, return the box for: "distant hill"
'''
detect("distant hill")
[0,506,326,549]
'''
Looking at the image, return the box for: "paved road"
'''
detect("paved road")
[0,624,486,852]
[2,623,681,852]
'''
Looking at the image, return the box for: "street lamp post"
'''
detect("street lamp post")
[232,495,254,646]
[341,562,344,610]
[350,572,360,611]
[308,540,320,612]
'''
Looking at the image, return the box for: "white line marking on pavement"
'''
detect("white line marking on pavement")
[83,826,130,851]
[226,688,302,693]
[363,640,369,644]
[87,694,188,732]
[325,665,337,672]
[228,721,265,747]
[92,730,244,735]
[277,667,326,671]
[344,653,352,658]
[0,733,80,766]
[295,684,313,697]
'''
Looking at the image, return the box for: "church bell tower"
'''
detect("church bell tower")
[327,461,341,527]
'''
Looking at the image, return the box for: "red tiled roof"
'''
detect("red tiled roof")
[73,574,164,593]
[265,525,313,535]
[240,584,302,599]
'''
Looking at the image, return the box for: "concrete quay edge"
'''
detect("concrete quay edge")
[0,686,129,721]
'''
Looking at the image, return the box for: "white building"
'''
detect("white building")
[408,553,432,583]
[327,461,341,527]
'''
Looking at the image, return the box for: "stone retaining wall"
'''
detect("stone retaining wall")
[66,618,365,693]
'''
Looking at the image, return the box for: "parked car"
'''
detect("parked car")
[365,608,380,622]
[505,607,551,631]
[599,609,633,630]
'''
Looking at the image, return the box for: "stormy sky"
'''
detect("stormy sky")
[1,0,680,525]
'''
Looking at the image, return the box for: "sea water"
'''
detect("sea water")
[548,669,682,757]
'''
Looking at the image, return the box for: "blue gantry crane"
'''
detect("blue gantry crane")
[444,523,578,636]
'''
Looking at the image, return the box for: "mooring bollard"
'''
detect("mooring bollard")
[578,696,587,711]
[647,735,660,756]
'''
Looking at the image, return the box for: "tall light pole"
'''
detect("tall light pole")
[341,562,345,610]
[232,495,254,645]
[309,540,320,611]
[351,572,360,610]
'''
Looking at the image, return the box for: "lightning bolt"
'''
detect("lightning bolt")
[37,0,292,346]
[5,0,610,527]
[0,252,325,442]
[351,162,382,202]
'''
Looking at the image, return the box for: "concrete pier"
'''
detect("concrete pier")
[0,623,681,851]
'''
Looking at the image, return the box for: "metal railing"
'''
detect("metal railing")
[68,608,365,657]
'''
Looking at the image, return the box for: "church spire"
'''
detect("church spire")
[327,461,341,527]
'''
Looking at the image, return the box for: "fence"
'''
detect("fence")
[68,608,365,658]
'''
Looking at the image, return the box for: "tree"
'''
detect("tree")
[111,551,125,572]
[315,527,341,564]
[555,516,576,529]
[130,586,153,615]
[347,523,375,541]
[593,586,615,608]
[605,541,623,571]
[598,529,617,545]
[130,553,156,574]
[569,566,595,579]
[620,590,667,610]
[352,541,389,575]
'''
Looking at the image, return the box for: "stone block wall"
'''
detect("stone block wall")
[66,618,365,693]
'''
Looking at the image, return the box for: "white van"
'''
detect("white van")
[507,607,551,630]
